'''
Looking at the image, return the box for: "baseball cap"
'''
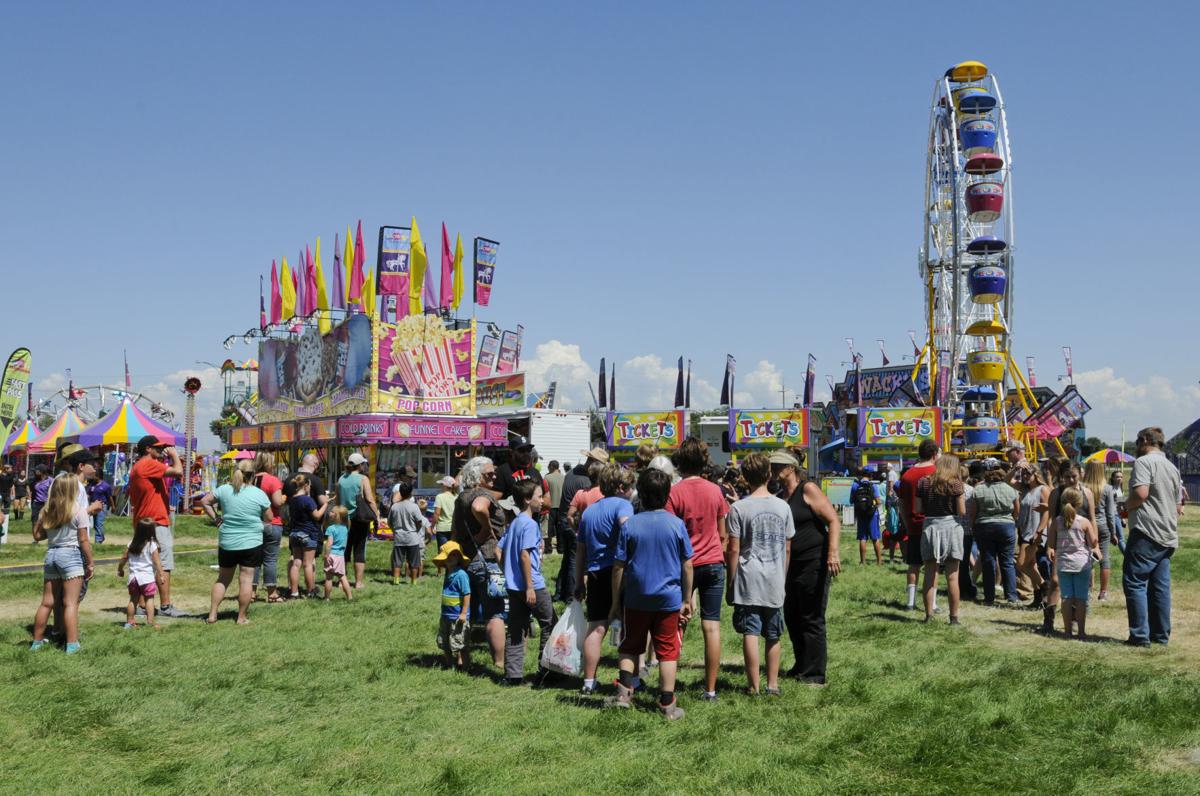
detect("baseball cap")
[135,434,172,454]
[432,540,465,568]
[437,476,456,488]
[347,452,368,466]
[1005,441,1024,453]
[581,447,610,463]
[768,450,801,468]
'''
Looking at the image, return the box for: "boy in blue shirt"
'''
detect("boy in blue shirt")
[498,479,557,687]
[433,541,472,669]
[608,468,694,719]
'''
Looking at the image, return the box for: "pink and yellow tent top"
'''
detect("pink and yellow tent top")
[65,397,193,448]
[26,409,86,454]
[2,420,39,455]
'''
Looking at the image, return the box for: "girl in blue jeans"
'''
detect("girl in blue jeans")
[1048,488,1101,640]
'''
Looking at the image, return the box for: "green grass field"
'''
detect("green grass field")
[1,514,1198,794]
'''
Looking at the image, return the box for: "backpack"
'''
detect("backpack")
[853,480,878,516]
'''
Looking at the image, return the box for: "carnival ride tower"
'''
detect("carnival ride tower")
[918,60,1036,451]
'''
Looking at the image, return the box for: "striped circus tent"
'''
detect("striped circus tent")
[26,409,86,454]
[64,397,193,448]
[2,420,39,455]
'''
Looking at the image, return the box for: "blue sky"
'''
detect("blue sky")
[2,3,1196,447]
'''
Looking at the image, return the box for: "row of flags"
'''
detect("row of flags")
[594,353,819,410]
[261,219,468,332]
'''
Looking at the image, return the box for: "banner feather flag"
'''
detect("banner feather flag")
[597,358,607,409]
[409,217,428,317]
[343,227,355,308]
[331,233,345,311]
[440,223,454,310]
[351,220,366,311]
[280,257,296,320]
[269,260,281,324]
[314,237,331,334]
[452,233,465,310]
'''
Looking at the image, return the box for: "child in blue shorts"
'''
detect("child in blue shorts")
[1048,487,1101,640]
[724,453,795,695]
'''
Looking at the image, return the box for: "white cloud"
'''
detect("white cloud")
[1073,367,1200,442]
[35,373,66,392]
[137,367,225,450]
[521,340,597,410]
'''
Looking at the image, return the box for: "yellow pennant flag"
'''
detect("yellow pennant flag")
[343,226,354,307]
[452,232,465,309]
[280,256,296,320]
[409,217,428,317]
[362,270,376,318]
[313,237,331,334]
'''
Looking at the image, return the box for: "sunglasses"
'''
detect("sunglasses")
[483,472,496,479]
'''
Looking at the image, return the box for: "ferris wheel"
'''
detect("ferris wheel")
[919,60,1031,450]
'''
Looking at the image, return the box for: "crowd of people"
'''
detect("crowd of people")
[11,424,1184,715]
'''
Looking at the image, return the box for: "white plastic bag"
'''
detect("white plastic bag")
[607,617,624,649]
[540,600,586,676]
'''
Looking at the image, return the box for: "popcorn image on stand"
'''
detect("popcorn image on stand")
[383,315,467,398]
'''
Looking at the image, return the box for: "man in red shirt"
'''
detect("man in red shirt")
[128,435,184,616]
[666,437,729,701]
[897,438,940,611]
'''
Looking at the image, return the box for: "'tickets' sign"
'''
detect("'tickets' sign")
[728,409,809,449]
[606,410,685,451]
[858,407,943,447]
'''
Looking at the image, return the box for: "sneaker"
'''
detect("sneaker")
[159,605,185,618]
[659,698,685,720]
[122,622,138,630]
[306,589,320,599]
[1123,638,1151,648]
[932,606,942,615]
[503,677,524,687]
[65,642,81,654]
[604,681,633,708]
[29,639,48,651]
[764,687,782,697]
[949,617,962,626]
[135,606,146,617]
[1097,591,1109,602]
[580,684,596,696]
[700,692,718,703]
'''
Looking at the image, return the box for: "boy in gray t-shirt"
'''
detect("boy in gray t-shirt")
[389,481,431,585]
[724,452,795,695]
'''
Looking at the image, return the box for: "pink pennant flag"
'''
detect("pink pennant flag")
[349,220,366,307]
[439,222,454,309]
[269,260,281,324]
[305,245,318,316]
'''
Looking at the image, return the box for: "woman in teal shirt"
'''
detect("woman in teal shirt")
[201,460,273,624]
[334,452,379,589]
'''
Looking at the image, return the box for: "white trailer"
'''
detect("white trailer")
[500,409,593,470]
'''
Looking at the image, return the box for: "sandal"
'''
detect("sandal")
[267,595,284,604]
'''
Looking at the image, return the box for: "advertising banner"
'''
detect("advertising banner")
[476,372,525,414]
[605,410,686,451]
[476,334,500,378]
[377,226,411,297]
[837,365,932,406]
[391,416,509,446]
[496,329,519,375]
[857,407,943,448]
[338,415,392,440]
[0,347,32,438]
[261,422,296,445]
[230,426,261,447]
[728,408,809,450]
[474,237,498,306]
[298,419,338,441]
[377,316,475,415]
[257,315,372,423]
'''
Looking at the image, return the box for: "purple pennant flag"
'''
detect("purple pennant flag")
[598,358,607,409]
[609,364,616,410]
[673,357,685,408]
[331,233,345,311]
[685,360,691,409]
[295,248,307,317]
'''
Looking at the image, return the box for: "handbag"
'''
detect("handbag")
[352,476,377,525]
[485,561,507,598]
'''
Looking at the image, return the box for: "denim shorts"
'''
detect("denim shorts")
[44,546,85,580]
[732,604,784,640]
[289,531,319,552]
[692,563,726,621]
[1058,566,1092,602]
